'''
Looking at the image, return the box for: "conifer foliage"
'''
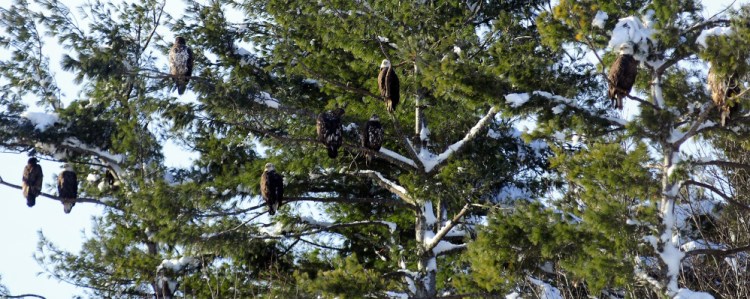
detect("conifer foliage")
[3,0,750,298]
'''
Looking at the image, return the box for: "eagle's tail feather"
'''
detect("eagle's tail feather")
[327,146,339,158]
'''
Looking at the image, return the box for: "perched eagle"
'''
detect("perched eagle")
[378,59,400,113]
[608,42,638,109]
[169,36,194,95]
[362,114,384,162]
[316,108,345,158]
[22,157,43,207]
[708,65,741,126]
[260,163,283,215]
[58,164,78,214]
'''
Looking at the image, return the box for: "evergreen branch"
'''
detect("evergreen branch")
[424,204,471,254]
[683,179,750,212]
[195,203,265,218]
[286,196,416,209]
[694,159,750,171]
[670,101,716,147]
[140,0,166,53]
[423,106,499,173]
[684,244,750,258]
[354,170,415,206]
[0,176,106,206]
[1,294,46,299]
[298,237,345,251]
[298,61,380,101]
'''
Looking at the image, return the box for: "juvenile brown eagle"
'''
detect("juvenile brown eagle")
[608,43,638,109]
[362,114,384,162]
[58,164,78,214]
[169,36,194,95]
[708,65,741,126]
[22,157,43,207]
[260,163,283,215]
[378,59,400,113]
[316,108,345,158]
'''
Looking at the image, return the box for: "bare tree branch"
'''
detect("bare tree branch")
[425,204,471,253]
[685,244,750,258]
[0,176,106,206]
[683,179,750,212]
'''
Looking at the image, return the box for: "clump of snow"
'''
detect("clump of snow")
[506,292,521,299]
[22,111,59,131]
[385,292,409,299]
[255,92,280,108]
[674,288,714,299]
[506,93,531,108]
[86,173,100,182]
[420,124,430,142]
[453,45,462,55]
[423,200,437,226]
[343,123,358,132]
[592,11,608,29]
[528,277,563,299]
[608,14,656,62]
[697,27,732,48]
[157,256,198,272]
[551,104,566,114]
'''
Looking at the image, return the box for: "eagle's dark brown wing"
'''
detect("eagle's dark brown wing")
[261,170,282,215]
[22,164,43,207]
[316,111,343,158]
[608,54,638,109]
[386,68,399,112]
[58,170,78,214]
[363,119,383,151]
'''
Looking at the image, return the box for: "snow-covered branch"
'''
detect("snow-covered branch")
[379,147,418,168]
[420,106,499,173]
[355,170,415,206]
[506,92,627,127]
[424,204,471,254]
[669,102,716,147]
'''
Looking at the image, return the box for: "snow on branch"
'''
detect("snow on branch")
[157,256,199,273]
[697,26,732,48]
[21,111,59,131]
[420,106,499,173]
[424,204,471,255]
[379,147,417,168]
[355,170,415,206]
[505,91,627,126]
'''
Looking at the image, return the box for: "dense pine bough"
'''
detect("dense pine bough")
[1,0,750,298]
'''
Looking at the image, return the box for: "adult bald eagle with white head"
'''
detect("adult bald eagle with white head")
[58,164,78,214]
[169,36,194,95]
[22,157,43,207]
[316,107,345,158]
[260,163,283,215]
[608,42,638,110]
[378,59,400,113]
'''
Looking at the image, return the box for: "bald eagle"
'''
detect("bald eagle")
[362,114,383,162]
[260,163,283,215]
[316,108,345,158]
[169,36,194,95]
[22,158,43,207]
[378,60,400,113]
[58,164,78,214]
[608,43,638,109]
[708,65,741,126]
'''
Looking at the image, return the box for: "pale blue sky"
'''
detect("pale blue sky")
[0,1,744,298]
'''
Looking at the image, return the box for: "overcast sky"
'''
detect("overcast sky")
[0,1,745,298]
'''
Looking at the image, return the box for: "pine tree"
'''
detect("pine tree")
[0,0,560,298]
[465,1,750,298]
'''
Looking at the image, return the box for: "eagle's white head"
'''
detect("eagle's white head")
[61,163,74,172]
[380,59,391,69]
[370,114,380,121]
[619,42,635,55]
[265,163,275,172]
